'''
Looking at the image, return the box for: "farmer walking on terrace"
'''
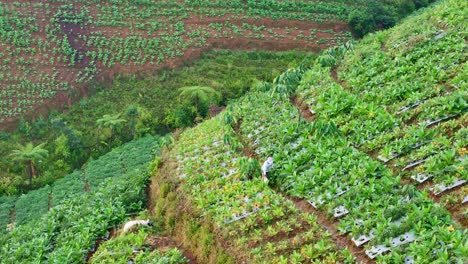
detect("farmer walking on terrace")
[261,157,273,182]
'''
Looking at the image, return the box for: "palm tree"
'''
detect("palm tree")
[178,86,221,118]
[10,142,48,186]
[96,114,126,145]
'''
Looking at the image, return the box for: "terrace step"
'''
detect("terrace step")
[430,179,467,196]
[410,173,431,184]
[352,231,375,247]
[333,205,349,218]
[365,232,417,259]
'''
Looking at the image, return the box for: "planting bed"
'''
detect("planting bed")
[89,231,193,264]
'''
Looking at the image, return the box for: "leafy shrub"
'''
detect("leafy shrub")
[348,0,436,38]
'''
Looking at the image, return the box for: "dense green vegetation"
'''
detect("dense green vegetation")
[170,116,356,263]
[0,135,166,232]
[0,0,431,125]
[0,50,307,195]
[0,0,463,263]
[0,0,436,196]
[153,0,466,262]
[0,135,166,262]
[348,0,437,37]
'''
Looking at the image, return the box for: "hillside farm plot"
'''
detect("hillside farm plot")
[172,117,355,263]
[211,2,468,260]
[0,0,353,126]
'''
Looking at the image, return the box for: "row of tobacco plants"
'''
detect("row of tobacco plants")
[89,228,188,264]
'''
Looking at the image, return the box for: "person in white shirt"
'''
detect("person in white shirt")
[261,157,273,182]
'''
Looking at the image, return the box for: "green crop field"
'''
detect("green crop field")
[0,0,464,263]
[0,0,355,125]
[155,0,466,263]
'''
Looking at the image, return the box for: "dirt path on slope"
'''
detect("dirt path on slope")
[291,96,315,122]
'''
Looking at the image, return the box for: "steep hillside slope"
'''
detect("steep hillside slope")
[153,0,466,263]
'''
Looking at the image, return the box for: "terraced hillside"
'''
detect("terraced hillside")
[153,0,466,263]
[0,1,465,263]
[0,0,353,126]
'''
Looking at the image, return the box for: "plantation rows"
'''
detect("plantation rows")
[0,134,165,263]
[0,172,146,263]
[0,0,353,124]
[229,82,465,263]
[85,0,351,25]
[171,85,464,262]
[299,65,466,200]
[219,1,466,262]
[333,0,467,215]
[173,117,355,263]
[167,1,468,262]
